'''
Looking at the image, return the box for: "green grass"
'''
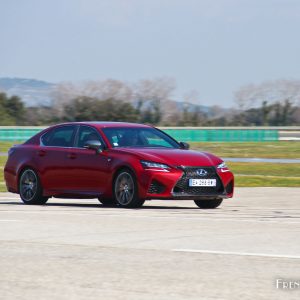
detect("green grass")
[228,162,300,177]
[0,142,21,192]
[0,156,7,165]
[190,141,300,159]
[228,162,300,187]
[0,181,5,192]
[0,155,7,192]
[0,141,22,153]
[0,141,299,190]
[234,176,299,187]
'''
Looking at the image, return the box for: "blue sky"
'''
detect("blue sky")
[1,0,300,107]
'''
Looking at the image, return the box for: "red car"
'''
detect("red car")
[4,122,234,208]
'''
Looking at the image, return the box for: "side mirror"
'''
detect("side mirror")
[84,140,104,154]
[179,141,190,150]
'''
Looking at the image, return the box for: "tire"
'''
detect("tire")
[113,169,145,208]
[19,169,48,205]
[194,199,223,209]
[98,198,117,207]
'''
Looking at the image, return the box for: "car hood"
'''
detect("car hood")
[113,147,223,167]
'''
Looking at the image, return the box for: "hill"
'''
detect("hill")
[0,77,55,107]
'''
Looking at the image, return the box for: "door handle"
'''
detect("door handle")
[67,153,77,159]
[37,150,46,157]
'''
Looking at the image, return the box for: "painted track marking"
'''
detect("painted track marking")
[173,249,300,259]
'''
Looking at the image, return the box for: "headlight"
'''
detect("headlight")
[217,162,227,169]
[140,160,170,170]
[217,161,229,172]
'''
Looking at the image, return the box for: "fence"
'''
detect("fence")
[0,126,281,142]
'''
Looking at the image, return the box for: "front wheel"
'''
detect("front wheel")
[19,169,48,205]
[113,170,144,208]
[194,199,223,209]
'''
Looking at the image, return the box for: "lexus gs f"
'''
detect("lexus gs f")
[4,122,234,208]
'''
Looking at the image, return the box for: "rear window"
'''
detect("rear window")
[41,126,76,147]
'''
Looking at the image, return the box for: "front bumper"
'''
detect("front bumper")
[139,165,234,200]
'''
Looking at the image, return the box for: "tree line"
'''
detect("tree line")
[0,78,299,126]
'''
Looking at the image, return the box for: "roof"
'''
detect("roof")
[52,121,152,129]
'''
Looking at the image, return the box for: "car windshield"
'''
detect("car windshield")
[102,127,180,149]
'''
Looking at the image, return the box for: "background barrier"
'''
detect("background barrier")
[0,126,284,142]
[0,128,43,141]
[162,128,279,142]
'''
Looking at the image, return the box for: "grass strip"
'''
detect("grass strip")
[234,176,300,187]
[190,141,300,159]
[0,141,22,153]
[227,162,300,178]
[229,162,300,187]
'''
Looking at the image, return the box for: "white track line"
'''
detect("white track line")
[173,249,300,259]
[0,210,300,223]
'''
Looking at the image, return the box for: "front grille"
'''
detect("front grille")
[148,180,165,194]
[173,166,224,195]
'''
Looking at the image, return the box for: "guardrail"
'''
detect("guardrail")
[0,126,288,142]
[0,127,44,141]
[162,128,278,142]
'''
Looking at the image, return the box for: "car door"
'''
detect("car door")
[37,125,77,193]
[65,125,110,195]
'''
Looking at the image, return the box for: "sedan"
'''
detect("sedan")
[4,122,234,208]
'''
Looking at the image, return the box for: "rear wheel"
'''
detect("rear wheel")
[113,170,144,208]
[194,199,223,209]
[19,169,48,205]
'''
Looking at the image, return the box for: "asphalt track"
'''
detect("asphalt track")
[0,188,299,300]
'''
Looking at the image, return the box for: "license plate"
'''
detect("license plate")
[189,179,217,187]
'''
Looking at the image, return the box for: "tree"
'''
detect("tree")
[52,79,133,111]
[52,77,180,125]
[134,77,176,124]
[5,95,26,125]
[235,79,300,110]
[0,92,25,125]
[234,79,300,126]
[61,97,139,122]
[23,107,60,125]
[269,99,294,126]
[261,100,272,126]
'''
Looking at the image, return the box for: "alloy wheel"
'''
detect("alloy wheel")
[20,169,38,202]
[114,172,135,206]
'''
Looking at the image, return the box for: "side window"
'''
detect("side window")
[103,129,122,147]
[103,129,124,147]
[41,126,76,147]
[76,126,102,148]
